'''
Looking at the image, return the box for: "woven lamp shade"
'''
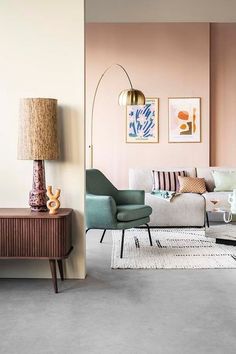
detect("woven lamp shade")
[18,98,59,160]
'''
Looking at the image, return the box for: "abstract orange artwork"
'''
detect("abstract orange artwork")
[168,97,201,143]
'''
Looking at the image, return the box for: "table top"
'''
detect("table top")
[0,208,73,219]
[207,207,232,212]
[206,223,236,242]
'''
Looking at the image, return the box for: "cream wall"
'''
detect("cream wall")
[86,23,210,188]
[210,23,236,166]
[0,0,85,278]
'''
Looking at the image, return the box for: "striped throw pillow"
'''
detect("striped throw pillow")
[152,170,186,192]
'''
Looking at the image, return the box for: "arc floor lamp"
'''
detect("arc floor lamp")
[89,63,146,168]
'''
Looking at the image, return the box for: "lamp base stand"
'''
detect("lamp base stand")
[29,160,48,212]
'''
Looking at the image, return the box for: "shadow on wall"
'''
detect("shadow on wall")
[57,105,81,164]
[56,105,85,278]
[67,209,85,278]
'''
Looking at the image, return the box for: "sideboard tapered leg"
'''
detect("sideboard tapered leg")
[57,260,64,281]
[49,259,58,293]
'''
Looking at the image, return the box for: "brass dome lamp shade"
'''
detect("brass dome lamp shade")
[90,63,145,168]
[118,89,146,106]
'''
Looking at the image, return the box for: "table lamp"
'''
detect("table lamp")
[18,98,59,212]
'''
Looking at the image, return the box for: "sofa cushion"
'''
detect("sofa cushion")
[152,170,185,192]
[129,168,196,192]
[212,170,236,191]
[117,205,152,222]
[145,192,205,227]
[178,176,206,194]
[197,167,236,192]
[203,192,231,211]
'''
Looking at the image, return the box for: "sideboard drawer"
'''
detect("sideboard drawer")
[0,216,71,258]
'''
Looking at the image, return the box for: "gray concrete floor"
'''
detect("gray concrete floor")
[1,229,236,354]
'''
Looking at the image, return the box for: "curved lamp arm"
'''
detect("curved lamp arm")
[89,63,144,168]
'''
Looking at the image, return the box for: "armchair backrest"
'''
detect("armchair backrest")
[86,169,118,199]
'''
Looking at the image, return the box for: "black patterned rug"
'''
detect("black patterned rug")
[111,227,236,269]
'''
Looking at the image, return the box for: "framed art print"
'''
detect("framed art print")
[126,98,159,143]
[168,97,201,143]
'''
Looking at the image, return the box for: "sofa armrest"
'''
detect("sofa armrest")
[116,190,145,205]
[86,194,117,228]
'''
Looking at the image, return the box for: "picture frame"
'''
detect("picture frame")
[126,98,159,143]
[168,97,201,143]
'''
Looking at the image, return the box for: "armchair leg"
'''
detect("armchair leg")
[146,223,153,246]
[120,230,125,258]
[206,212,210,228]
[100,229,106,243]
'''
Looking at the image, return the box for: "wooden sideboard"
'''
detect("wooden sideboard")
[0,208,73,293]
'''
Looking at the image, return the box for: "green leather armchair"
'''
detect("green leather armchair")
[86,169,153,258]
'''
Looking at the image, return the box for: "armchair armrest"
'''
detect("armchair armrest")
[86,194,117,229]
[116,190,145,205]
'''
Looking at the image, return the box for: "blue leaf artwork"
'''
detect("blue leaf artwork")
[127,98,158,143]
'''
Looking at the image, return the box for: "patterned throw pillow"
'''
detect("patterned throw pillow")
[178,176,206,194]
[152,170,186,192]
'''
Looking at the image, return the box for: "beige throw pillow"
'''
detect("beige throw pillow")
[178,176,206,194]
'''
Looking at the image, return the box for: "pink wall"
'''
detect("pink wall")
[86,23,210,188]
[211,23,236,166]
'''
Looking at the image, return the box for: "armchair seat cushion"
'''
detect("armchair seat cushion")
[117,205,152,222]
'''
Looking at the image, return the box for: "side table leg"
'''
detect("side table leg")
[57,260,64,281]
[49,260,58,293]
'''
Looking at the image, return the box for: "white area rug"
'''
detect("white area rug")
[111,227,236,269]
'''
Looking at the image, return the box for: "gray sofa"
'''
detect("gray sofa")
[129,167,235,227]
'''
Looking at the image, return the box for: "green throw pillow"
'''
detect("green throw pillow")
[212,171,236,191]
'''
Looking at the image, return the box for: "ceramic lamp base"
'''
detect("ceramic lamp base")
[29,160,48,212]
